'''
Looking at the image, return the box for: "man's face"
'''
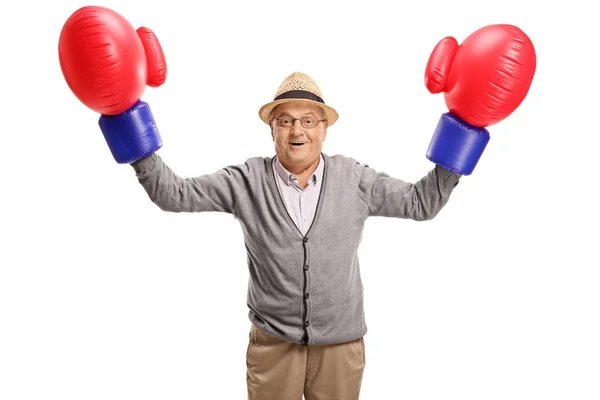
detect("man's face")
[270,101,328,170]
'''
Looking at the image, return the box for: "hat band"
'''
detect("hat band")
[274,90,324,104]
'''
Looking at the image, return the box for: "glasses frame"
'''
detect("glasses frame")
[270,114,327,129]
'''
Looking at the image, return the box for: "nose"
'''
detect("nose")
[290,119,304,135]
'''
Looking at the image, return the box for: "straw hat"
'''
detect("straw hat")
[258,72,339,126]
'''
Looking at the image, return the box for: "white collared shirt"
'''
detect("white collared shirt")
[272,154,324,235]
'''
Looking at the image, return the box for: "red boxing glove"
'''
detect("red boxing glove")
[58,6,167,116]
[424,24,536,175]
[425,24,536,127]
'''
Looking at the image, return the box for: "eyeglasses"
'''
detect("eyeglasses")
[271,115,327,129]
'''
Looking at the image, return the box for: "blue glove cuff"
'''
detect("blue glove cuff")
[99,101,162,164]
[426,112,490,175]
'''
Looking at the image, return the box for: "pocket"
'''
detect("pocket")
[360,337,366,365]
[246,339,253,358]
[249,324,258,343]
[247,325,256,358]
[250,324,271,345]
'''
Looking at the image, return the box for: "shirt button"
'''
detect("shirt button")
[304,320,310,327]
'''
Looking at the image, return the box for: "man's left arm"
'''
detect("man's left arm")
[356,163,461,220]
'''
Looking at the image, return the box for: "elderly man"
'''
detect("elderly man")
[60,7,535,398]
[130,72,461,399]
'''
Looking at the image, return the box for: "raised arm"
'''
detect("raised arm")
[357,163,460,220]
[131,153,249,215]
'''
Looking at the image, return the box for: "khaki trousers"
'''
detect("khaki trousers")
[246,324,366,400]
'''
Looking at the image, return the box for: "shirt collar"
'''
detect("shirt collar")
[274,154,324,187]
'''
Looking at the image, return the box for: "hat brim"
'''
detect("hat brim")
[258,99,339,126]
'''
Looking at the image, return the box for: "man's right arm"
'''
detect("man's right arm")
[131,153,248,215]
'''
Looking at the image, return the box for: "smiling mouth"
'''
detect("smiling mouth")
[289,142,306,146]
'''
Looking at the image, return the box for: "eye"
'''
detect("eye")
[302,117,316,127]
[279,117,292,126]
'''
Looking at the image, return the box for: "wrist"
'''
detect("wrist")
[130,153,158,175]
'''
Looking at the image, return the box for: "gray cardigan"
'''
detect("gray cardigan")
[131,152,461,346]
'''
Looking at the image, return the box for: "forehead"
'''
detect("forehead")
[273,101,324,116]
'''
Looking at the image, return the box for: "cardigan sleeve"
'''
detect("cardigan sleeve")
[130,153,250,215]
[356,162,461,220]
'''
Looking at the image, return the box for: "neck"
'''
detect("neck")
[279,154,320,177]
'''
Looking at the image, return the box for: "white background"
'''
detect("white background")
[1,0,598,399]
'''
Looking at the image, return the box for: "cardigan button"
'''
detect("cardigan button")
[304,293,309,299]
[304,320,310,327]
[303,237,308,243]
[304,265,309,271]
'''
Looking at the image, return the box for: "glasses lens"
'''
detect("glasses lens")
[301,116,317,128]
[278,116,293,127]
